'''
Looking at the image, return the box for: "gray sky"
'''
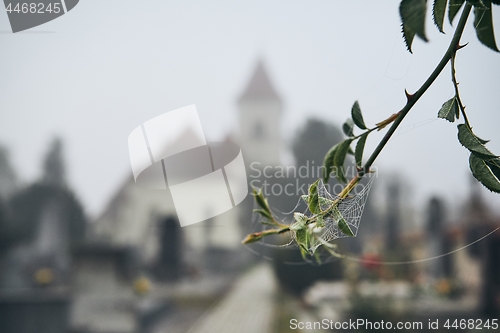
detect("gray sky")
[1,0,499,218]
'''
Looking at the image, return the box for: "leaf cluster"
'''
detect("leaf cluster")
[243,1,500,261]
[323,102,371,184]
[456,124,500,192]
[291,180,354,260]
[244,181,353,261]
[400,0,500,52]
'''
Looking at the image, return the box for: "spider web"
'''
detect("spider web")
[312,175,375,250]
[250,173,376,256]
[247,171,500,266]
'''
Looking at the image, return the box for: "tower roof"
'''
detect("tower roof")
[239,60,281,102]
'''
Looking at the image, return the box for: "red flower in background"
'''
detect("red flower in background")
[361,253,381,271]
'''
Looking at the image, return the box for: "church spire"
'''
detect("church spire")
[238,60,281,102]
[237,59,283,166]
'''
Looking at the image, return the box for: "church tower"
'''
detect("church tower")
[238,60,282,167]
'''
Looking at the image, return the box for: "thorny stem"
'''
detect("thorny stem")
[243,4,473,245]
[361,3,472,177]
[338,175,361,199]
[451,51,472,129]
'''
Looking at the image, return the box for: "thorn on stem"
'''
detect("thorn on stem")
[405,89,414,103]
[456,42,468,51]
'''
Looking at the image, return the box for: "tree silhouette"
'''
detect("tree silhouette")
[0,145,17,200]
[292,118,343,169]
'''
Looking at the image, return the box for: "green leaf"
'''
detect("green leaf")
[296,229,307,244]
[338,219,355,237]
[342,119,354,137]
[400,0,428,52]
[316,215,325,228]
[468,0,487,8]
[433,0,449,33]
[253,187,272,215]
[318,197,334,209]
[457,124,497,159]
[347,146,354,156]
[313,250,322,264]
[333,139,354,184]
[401,24,416,53]
[469,154,500,193]
[308,180,320,214]
[253,209,272,220]
[317,238,342,258]
[296,229,309,259]
[332,207,354,237]
[438,97,459,122]
[302,194,333,210]
[322,143,339,183]
[355,133,368,167]
[301,195,309,204]
[292,212,308,229]
[476,135,490,144]
[474,2,499,52]
[306,231,314,250]
[290,222,305,232]
[449,0,465,24]
[486,158,500,180]
[299,247,308,260]
[351,101,367,130]
[296,228,313,260]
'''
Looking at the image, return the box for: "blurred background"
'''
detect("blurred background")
[1,1,500,332]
